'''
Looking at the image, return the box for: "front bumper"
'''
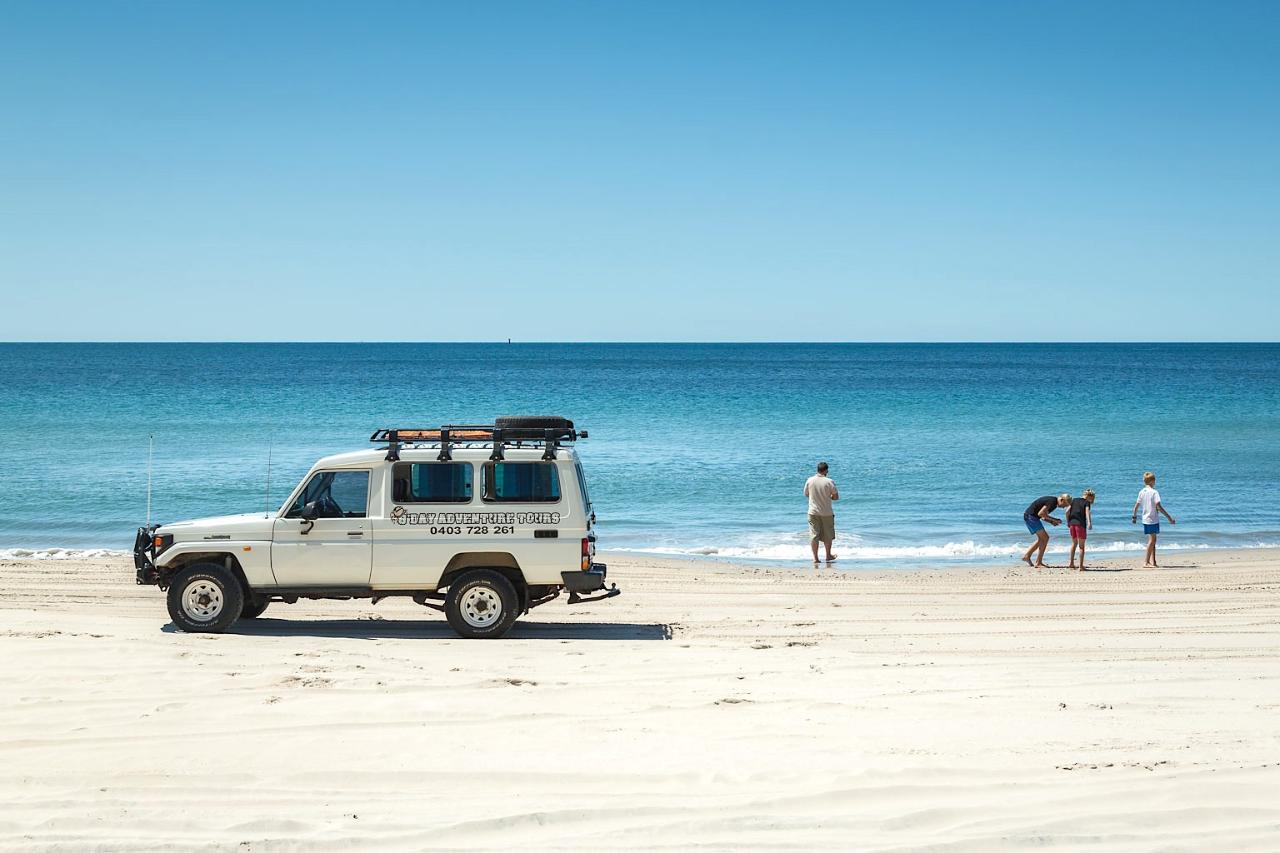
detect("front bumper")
[134,526,161,585]
[560,563,620,604]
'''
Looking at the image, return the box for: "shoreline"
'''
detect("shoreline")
[603,538,1280,569]
[604,545,1280,577]
[4,542,1279,573]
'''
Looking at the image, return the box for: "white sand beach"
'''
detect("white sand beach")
[2,549,1279,850]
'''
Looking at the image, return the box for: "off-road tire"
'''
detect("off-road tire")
[495,415,574,439]
[445,569,520,639]
[240,597,269,619]
[496,415,573,430]
[166,563,244,634]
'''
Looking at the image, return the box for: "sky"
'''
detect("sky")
[1,1,1277,342]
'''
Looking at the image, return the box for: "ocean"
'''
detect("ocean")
[1,343,1276,565]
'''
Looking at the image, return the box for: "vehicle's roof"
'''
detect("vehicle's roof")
[311,446,580,469]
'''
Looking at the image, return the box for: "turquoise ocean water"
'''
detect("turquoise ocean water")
[1,343,1276,564]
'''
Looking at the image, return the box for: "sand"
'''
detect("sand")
[2,549,1279,851]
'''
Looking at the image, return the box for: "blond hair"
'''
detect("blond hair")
[1060,492,1072,504]
[1083,488,1096,500]
[1143,471,1156,485]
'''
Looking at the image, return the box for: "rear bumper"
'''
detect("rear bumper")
[561,563,609,593]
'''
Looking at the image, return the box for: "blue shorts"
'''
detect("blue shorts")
[1143,523,1160,536]
[1024,514,1045,534]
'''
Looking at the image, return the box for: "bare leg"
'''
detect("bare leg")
[1068,539,1078,569]
[1034,530,1050,567]
[810,539,819,564]
[1022,534,1038,567]
[824,541,836,562]
[1079,539,1086,570]
[1149,534,1158,567]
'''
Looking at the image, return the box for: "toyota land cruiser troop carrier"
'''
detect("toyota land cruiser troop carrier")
[134,417,617,638]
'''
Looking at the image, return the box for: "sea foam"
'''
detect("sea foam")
[615,539,1279,563]
[0,548,129,560]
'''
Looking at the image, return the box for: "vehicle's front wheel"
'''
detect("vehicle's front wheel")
[445,570,520,639]
[166,563,244,633]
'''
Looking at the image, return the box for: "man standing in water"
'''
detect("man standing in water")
[804,462,840,563]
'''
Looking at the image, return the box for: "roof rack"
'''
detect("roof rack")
[370,422,587,463]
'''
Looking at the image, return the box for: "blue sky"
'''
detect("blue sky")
[1,1,1276,341]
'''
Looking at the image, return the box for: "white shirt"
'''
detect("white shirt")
[1137,486,1162,524]
[805,475,836,516]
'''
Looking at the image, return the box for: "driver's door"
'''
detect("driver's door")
[271,469,373,586]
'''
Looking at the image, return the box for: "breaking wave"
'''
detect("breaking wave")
[613,536,1280,563]
[0,548,129,560]
[3,538,1277,566]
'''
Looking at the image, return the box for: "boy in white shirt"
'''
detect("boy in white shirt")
[1132,471,1176,568]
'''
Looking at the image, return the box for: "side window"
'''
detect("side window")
[286,470,370,519]
[482,462,561,503]
[391,462,473,503]
[574,461,591,512]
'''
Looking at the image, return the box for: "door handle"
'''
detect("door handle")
[347,531,364,537]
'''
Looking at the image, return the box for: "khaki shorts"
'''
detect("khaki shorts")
[808,513,835,545]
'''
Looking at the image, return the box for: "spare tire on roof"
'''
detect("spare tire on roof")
[497,416,573,430]
[495,415,575,440]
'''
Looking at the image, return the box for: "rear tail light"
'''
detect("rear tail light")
[581,537,591,571]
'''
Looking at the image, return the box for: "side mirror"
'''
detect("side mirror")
[301,500,321,521]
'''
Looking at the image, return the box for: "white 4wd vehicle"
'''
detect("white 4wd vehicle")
[134,417,617,638]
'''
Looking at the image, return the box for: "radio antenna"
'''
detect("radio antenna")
[265,439,273,516]
[146,433,154,526]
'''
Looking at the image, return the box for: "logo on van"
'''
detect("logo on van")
[389,506,561,526]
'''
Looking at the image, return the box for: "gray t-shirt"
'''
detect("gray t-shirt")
[805,475,836,516]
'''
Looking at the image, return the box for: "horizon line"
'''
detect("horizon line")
[1,340,1278,346]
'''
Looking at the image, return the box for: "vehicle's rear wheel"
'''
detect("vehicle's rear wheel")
[445,570,520,639]
[166,563,244,634]
[240,597,269,619]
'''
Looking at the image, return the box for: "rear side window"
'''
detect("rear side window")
[574,461,591,512]
[482,462,561,503]
[392,462,473,503]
